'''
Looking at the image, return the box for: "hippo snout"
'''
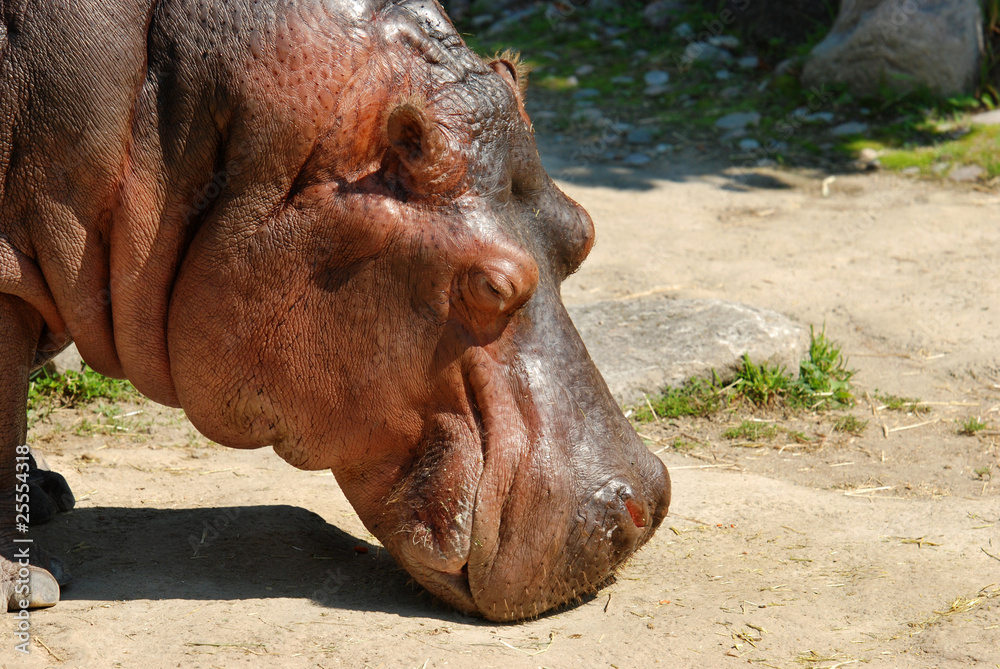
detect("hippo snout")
[589,459,671,555]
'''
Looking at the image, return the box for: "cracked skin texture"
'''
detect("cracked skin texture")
[0,0,670,620]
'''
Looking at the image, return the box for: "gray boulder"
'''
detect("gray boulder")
[568,297,809,407]
[802,0,983,97]
[41,343,86,377]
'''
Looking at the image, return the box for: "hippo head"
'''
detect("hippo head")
[167,0,669,621]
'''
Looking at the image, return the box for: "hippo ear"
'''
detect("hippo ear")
[489,52,531,127]
[386,103,464,195]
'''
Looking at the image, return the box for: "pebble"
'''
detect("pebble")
[683,42,732,64]
[623,152,652,166]
[627,128,654,144]
[708,35,740,50]
[573,88,601,98]
[949,164,984,182]
[611,75,635,84]
[830,121,869,136]
[634,49,649,60]
[673,22,694,39]
[858,148,880,163]
[610,122,631,134]
[932,162,951,175]
[611,39,628,49]
[901,166,921,176]
[715,111,761,131]
[644,85,670,97]
[654,143,673,153]
[565,75,579,88]
[805,112,835,123]
[575,65,595,77]
[715,70,731,81]
[737,55,760,70]
[644,70,670,86]
[738,138,762,152]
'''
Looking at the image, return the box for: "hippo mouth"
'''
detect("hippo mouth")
[387,347,669,621]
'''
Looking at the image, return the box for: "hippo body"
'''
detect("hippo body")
[0,0,669,621]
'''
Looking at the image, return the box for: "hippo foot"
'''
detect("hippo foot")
[27,448,76,526]
[0,543,67,611]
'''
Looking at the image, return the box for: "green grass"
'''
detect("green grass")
[874,391,929,414]
[635,327,857,422]
[28,367,137,427]
[833,415,869,436]
[723,420,779,442]
[958,416,989,436]
[635,375,725,421]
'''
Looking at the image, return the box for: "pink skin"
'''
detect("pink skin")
[0,0,669,620]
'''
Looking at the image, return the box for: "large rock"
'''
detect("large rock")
[802,0,983,97]
[568,297,809,407]
[41,343,86,377]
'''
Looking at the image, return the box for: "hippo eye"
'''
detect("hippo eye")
[471,270,514,313]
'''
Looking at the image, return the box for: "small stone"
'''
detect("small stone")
[683,42,732,65]
[738,138,762,152]
[932,161,951,175]
[611,39,627,49]
[756,158,778,167]
[634,49,649,60]
[575,64,595,77]
[673,22,694,39]
[573,88,601,99]
[859,148,880,163]
[805,112,835,123]
[830,121,869,136]
[611,75,635,84]
[565,75,579,88]
[715,69,731,81]
[644,85,670,97]
[623,152,652,166]
[720,128,747,140]
[902,166,921,176]
[708,35,740,50]
[627,128,654,144]
[654,143,673,153]
[737,55,760,70]
[715,111,761,131]
[644,70,670,87]
[610,122,631,134]
[720,85,741,99]
[949,164,984,182]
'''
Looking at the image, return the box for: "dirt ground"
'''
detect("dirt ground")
[4,147,1000,669]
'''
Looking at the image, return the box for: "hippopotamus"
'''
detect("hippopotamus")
[0,0,670,621]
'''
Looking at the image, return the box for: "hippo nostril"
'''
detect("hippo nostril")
[624,497,647,528]
[615,484,648,529]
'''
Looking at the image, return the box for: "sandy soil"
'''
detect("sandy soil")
[4,150,999,669]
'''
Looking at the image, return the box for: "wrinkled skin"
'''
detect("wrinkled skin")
[0,0,670,620]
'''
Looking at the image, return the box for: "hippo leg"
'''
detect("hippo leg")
[27,449,75,526]
[0,295,62,610]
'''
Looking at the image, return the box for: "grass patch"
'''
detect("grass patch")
[28,367,137,427]
[873,391,929,414]
[958,416,988,436]
[723,420,779,442]
[635,376,725,421]
[833,415,869,436]
[636,327,857,422]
